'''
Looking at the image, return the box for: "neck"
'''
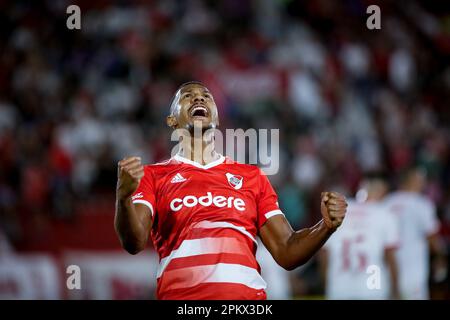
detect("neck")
[401,186,418,193]
[177,130,219,165]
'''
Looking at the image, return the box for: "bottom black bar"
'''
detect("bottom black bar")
[1,300,449,319]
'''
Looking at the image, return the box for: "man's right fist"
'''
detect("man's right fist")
[117,156,144,199]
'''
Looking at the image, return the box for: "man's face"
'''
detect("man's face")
[167,83,219,131]
[409,169,426,192]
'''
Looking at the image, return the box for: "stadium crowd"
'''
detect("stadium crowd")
[0,0,449,298]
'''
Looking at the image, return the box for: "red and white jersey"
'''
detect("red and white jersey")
[324,199,400,300]
[383,191,440,299]
[131,154,283,300]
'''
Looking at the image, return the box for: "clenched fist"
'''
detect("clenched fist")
[321,192,347,230]
[117,156,144,200]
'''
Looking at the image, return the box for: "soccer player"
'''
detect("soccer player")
[384,167,448,299]
[320,174,400,299]
[114,81,347,300]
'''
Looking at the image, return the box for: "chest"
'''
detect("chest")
[153,167,259,231]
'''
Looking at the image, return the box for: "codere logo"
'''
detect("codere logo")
[170,192,246,212]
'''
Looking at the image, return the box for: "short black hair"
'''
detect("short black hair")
[360,170,390,193]
[169,81,207,116]
[178,81,205,89]
[397,165,427,185]
[363,170,388,182]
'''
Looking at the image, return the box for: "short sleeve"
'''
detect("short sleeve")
[257,169,283,229]
[420,200,440,237]
[131,166,156,218]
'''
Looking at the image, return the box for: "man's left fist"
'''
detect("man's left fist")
[321,192,347,230]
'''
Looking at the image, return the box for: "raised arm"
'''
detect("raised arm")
[259,192,347,270]
[114,156,152,254]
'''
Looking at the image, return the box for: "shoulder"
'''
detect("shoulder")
[223,157,263,175]
[417,195,435,213]
[376,203,396,221]
[143,158,180,175]
[397,192,434,211]
[346,198,358,208]
[383,191,400,203]
[383,191,410,207]
[345,199,362,214]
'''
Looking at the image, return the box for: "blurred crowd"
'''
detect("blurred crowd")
[0,0,450,296]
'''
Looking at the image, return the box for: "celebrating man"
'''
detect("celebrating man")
[114,81,347,300]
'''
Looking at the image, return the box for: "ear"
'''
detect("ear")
[166,115,178,128]
[214,109,220,128]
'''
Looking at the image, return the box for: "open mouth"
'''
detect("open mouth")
[189,104,209,118]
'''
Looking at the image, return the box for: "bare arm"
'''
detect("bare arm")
[428,233,448,283]
[115,199,152,254]
[259,192,347,270]
[114,156,152,255]
[317,248,329,292]
[384,247,400,299]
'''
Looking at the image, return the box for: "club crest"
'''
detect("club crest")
[225,173,243,190]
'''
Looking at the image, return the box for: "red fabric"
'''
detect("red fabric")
[158,282,266,300]
[131,156,281,299]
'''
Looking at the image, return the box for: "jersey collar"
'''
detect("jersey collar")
[173,153,225,169]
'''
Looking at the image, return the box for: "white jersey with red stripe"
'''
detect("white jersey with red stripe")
[131,154,283,300]
[324,199,400,300]
[383,191,440,299]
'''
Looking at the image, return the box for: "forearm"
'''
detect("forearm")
[385,249,400,299]
[429,234,448,282]
[259,192,346,271]
[283,219,335,270]
[429,234,447,260]
[318,249,328,289]
[114,196,149,254]
[389,265,400,299]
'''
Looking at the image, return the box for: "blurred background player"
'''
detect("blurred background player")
[384,167,448,300]
[320,173,400,299]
